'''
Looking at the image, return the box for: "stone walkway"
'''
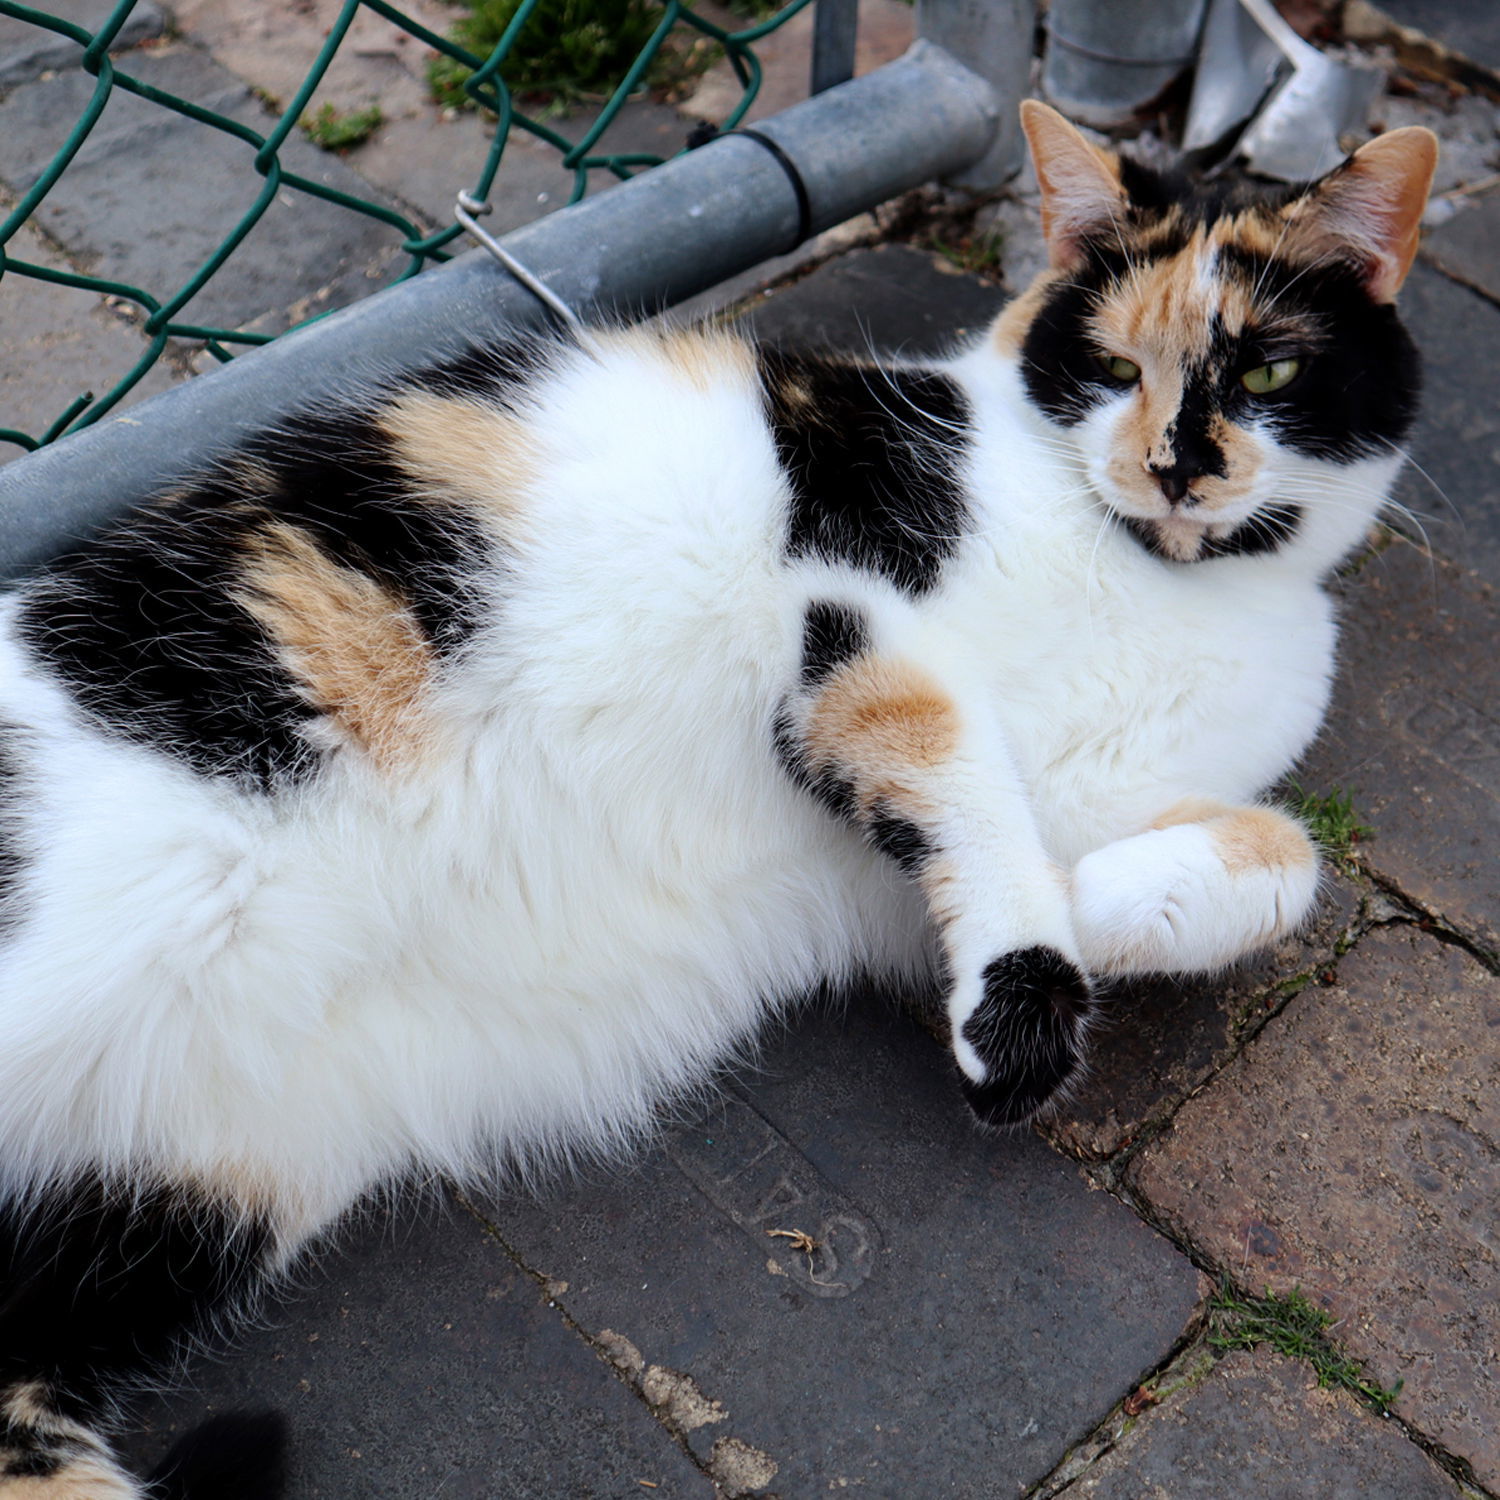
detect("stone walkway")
[3,3,1500,1497]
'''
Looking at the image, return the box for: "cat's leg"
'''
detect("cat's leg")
[779,600,1092,1126]
[0,1175,293,1498]
[1070,797,1321,978]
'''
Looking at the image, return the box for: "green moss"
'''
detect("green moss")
[1209,1282,1403,1414]
[299,102,383,151]
[428,0,700,109]
[923,226,1004,278]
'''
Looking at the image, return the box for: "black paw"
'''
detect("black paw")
[957,946,1093,1127]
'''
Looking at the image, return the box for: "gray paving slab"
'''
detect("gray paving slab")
[124,1193,714,1500]
[481,1003,1205,1500]
[1373,0,1500,66]
[1130,925,1500,1490]
[1064,1348,1463,1499]
[740,243,1009,356]
[0,218,183,460]
[0,43,399,334]
[1423,188,1500,303]
[0,0,165,89]
[1300,535,1500,951]
[1387,262,1500,583]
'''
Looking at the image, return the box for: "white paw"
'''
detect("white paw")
[1071,820,1318,977]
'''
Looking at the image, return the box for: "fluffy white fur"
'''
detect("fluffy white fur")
[0,326,1392,1246]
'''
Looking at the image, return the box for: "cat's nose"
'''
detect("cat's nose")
[1148,463,1195,507]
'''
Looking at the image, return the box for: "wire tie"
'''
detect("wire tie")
[455,190,584,335]
[727,128,813,254]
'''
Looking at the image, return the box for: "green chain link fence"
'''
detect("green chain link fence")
[0,0,812,455]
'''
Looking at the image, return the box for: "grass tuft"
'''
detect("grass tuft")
[922,226,1004,278]
[300,102,383,151]
[1285,780,1372,866]
[427,0,714,110]
[1209,1282,1403,1414]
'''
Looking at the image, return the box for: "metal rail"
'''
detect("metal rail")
[0,39,1007,578]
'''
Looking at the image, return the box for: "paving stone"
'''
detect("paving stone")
[1372,0,1500,67]
[0,219,183,464]
[0,0,165,90]
[1067,1348,1463,1499]
[1130,925,1500,1489]
[483,1003,1205,1500]
[1299,535,1500,950]
[0,44,399,334]
[1422,187,1500,304]
[742,242,1009,355]
[1043,875,1365,1162]
[123,1194,714,1500]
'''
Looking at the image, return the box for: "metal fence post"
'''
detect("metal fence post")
[812,0,859,94]
[915,0,1035,189]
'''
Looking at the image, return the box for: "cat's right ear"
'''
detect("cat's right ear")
[1020,100,1128,272]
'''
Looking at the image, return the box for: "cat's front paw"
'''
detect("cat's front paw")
[1071,814,1319,978]
[951,946,1094,1127]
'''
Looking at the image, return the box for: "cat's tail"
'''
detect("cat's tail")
[0,1176,289,1498]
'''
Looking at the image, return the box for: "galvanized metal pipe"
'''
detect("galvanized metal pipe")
[0,40,1000,578]
[917,0,1036,189]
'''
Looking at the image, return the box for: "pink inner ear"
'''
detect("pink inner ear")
[1020,101,1128,272]
[1289,128,1438,302]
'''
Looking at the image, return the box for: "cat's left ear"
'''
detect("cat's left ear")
[1283,127,1439,303]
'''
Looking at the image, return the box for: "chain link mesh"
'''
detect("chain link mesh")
[0,0,810,455]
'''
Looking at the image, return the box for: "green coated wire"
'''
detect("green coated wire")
[0,0,809,455]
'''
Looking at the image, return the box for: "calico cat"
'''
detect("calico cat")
[0,101,1435,1497]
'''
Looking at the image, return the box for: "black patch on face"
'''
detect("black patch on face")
[16,405,492,790]
[1019,277,1117,427]
[1221,250,1421,461]
[799,601,869,687]
[759,348,972,596]
[958,946,1092,1126]
[1203,502,1303,558]
[0,1179,271,1428]
[866,805,933,875]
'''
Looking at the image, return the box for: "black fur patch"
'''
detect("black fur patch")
[958,947,1092,1126]
[403,334,564,404]
[0,1180,270,1428]
[867,806,933,875]
[16,405,492,790]
[799,601,868,687]
[759,348,972,596]
[772,708,856,823]
[149,1411,290,1500]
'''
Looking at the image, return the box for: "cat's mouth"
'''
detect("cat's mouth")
[1118,509,1215,563]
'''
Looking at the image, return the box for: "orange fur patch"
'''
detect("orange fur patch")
[604,326,756,395]
[1211,807,1318,876]
[236,523,434,770]
[804,657,959,787]
[381,391,536,527]
[1150,796,1234,831]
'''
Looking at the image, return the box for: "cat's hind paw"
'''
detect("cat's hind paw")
[1071,812,1319,978]
[951,946,1094,1126]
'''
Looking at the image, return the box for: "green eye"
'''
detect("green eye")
[1241,357,1302,395]
[1098,353,1141,384]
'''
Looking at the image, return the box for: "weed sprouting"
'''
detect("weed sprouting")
[1285,781,1372,867]
[1209,1282,1403,1415]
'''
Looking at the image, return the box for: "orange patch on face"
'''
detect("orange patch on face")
[1212,807,1318,876]
[804,657,959,782]
[237,523,435,770]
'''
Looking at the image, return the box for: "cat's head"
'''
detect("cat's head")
[997,102,1437,563]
